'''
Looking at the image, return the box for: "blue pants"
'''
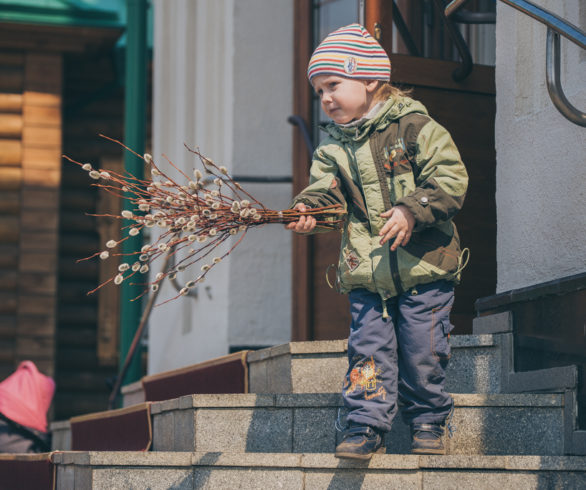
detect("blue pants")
[343,280,454,433]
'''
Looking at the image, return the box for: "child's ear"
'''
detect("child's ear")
[365,80,379,93]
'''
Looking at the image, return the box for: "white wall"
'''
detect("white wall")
[495,1,586,292]
[148,0,293,374]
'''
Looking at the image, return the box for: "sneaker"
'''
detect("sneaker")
[410,423,446,455]
[335,425,385,460]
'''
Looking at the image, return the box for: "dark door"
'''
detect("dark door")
[292,0,496,340]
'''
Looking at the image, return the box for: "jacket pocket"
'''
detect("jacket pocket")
[402,226,460,275]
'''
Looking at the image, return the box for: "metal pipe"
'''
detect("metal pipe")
[452,11,496,24]
[500,0,586,50]
[392,0,420,56]
[445,0,472,19]
[433,0,474,81]
[120,0,148,389]
[546,29,586,127]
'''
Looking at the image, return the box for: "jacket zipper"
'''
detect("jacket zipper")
[370,131,404,296]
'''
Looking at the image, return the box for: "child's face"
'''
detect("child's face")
[312,75,378,124]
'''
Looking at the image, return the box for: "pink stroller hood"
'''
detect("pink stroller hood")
[0,361,55,433]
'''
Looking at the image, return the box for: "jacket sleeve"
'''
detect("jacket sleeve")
[291,145,348,233]
[395,119,468,231]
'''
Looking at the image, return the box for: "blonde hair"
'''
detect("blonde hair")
[373,82,412,102]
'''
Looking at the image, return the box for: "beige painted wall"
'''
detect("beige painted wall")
[495,1,586,292]
[148,0,293,374]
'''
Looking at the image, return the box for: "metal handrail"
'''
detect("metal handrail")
[452,10,495,24]
[498,0,585,50]
[392,0,420,57]
[433,0,474,81]
[446,0,586,127]
[546,29,586,127]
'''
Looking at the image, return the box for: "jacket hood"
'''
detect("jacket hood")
[320,96,429,143]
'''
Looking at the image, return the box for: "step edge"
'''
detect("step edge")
[147,392,564,412]
[50,451,586,471]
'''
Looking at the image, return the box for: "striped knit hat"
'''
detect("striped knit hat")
[307,24,391,82]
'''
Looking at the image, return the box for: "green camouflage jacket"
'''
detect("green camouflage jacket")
[293,96,468,301]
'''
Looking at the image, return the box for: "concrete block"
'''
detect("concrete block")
[50,420,71,451]
[473,311,513,335]
[121,380,145,408]
[149,392,566,456]
[422,470,541,488]
[304,470,420,489]
[571,430,586,456]
[276,393,341,407]
[51,451,586,490]
[293,407,337,453]
[265,354,293,393]
[290,355,347,393]
[249,336,507,395]
[506,365,578,393]
[55,464,75,490]
[152,411,174,452]
[194,408,293,453]
[248,356,268,392]
[173,409,196,452]
[192,468,304,489]
[91,468,194,490]
[179,393,275,409]
[445,404,564,456]
[446,345,501,393]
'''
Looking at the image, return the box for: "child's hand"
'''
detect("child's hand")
[285,203,317,233]
[379,205,415,251]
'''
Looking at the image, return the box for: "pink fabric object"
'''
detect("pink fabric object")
[0,361,55,433]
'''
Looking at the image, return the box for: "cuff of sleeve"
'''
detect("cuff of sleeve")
[396,193,434,230]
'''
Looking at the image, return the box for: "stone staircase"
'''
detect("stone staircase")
[47,312,586,488]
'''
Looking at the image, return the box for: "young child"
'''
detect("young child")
[287,24,468,459]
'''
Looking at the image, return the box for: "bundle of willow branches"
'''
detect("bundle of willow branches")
[64,136,345,304]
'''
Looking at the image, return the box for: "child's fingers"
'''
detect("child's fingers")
[401,230,412,247]
[390,230,406,251]
[285,203,313,232]
[379,220,401,245]
[287,214,316,233]
[378,218,396,240]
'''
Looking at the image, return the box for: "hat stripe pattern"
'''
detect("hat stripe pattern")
[307,24,391,81]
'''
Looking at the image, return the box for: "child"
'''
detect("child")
[287,24,468,459]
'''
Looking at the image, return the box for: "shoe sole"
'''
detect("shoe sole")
[411,447,446,455]
[335,447,385,460]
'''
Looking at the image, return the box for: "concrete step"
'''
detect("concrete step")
[52,451,586,489]
[150,392,566,456]
[248,334,506,395]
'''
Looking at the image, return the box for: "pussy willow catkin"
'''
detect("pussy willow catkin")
[64,136,345,304]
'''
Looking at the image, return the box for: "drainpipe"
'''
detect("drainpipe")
[120,0,148,387]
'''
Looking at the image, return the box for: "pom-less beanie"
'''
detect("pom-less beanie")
[307,24,391,82]
[0,361,55,433]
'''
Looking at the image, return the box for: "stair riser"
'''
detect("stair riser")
[54,461,586,490]
[249,343,504,395]
[151,395,564,456]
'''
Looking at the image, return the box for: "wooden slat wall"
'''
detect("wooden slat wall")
[96,156,122,366]
[17,53,63,377]
[0,53,23,379]
[56,51,151,419]
[56,51,124,419]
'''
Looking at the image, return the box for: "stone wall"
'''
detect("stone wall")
[495,1,586,292]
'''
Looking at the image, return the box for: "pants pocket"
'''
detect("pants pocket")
[431,314,454,361]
